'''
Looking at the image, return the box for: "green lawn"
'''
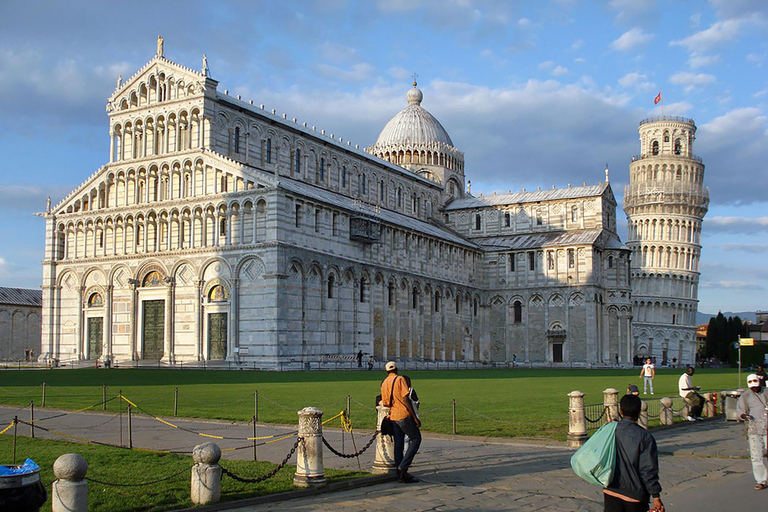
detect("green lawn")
[0,367,743,440]
[0,436,366,512]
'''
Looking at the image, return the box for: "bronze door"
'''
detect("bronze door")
[553,342,563,363]
[208,313,227,360]
[142,300,164,360]
[88,317,103,359]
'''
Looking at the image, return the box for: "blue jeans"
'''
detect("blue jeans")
[393,416,421,473]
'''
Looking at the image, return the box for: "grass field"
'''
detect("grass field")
[0,436,366,512]
[0,367,743,440]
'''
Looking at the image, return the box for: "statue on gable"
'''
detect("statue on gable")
[116,75,122,88]
[157,35,164,57]
[202,54,209,76]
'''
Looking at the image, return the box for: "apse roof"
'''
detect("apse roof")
[444,183,609,210]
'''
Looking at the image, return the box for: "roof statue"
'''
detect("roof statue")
[116,75,122,88]
[202,54,209,76]
[157,35,164,57]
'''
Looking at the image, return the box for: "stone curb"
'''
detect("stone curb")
[169,473,397,512]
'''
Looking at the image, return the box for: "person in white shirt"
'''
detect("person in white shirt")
[639,358,655,395]
[736,373,768,490]
[678,367,704,421]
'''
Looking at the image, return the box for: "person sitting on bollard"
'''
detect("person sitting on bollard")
[736,373,768,491]
[627,384,640,396]
[380,361,421,483]
[678,367,704,421]
[603,394,664,512]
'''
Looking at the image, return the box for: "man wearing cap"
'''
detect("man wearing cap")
[380,361,421,483]
[736,373,768,490]
[678,367,704,421]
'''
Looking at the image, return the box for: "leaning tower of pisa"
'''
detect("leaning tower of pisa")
[624,116,709,366]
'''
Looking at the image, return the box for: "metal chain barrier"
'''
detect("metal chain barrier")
[456,403,517,426]
[584,406,609,424]
[322,431,378,459]
[85,465,193,487]
[221,437,302,484]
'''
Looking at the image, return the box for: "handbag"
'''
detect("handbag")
[570,421,618,487]
[379,375,399,437]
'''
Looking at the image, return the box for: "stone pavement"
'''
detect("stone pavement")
[0,405,763,511]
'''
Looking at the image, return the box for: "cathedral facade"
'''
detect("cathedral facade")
[40,43,635,367]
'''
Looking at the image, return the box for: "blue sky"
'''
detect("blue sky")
[0,0,766,315]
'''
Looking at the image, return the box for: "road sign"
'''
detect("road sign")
[739,338,754,347]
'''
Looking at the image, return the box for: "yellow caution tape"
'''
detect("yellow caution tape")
[0,422,14,435]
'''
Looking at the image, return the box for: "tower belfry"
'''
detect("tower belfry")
[624,116,709,365]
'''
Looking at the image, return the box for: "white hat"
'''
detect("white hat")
[385,361,397,371]
[747,373,760,386]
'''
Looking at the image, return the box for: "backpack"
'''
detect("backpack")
[570,421,618,487]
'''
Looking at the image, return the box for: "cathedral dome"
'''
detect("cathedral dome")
[373,84,454,147]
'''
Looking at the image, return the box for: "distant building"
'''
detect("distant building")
[624,117,709,366]
[39,41,634,367]
[0,287,42,361]
[746,312,768,343]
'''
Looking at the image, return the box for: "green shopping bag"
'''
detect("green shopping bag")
[570,421,617,487]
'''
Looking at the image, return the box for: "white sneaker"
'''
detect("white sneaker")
[687,416,696,422]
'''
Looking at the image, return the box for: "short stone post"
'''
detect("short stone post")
[703,392,715,418]
[373,404,397,473]
[659,397,674,425]
[52,453,88,512]
[294,407,326,488]
[567,391,588,448]
[191,442,221,505]
[639,400,649,430]
[603,388,619,422]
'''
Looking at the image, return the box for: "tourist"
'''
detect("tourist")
[356,350,363,368]
[603,394,664,512]
[639,358,655,395]
[736,373,768,490]
[380,361,421,483]
[627,384,640,396]
[678,367,704,421]
[367,355,374,371]
[755,365,767,387]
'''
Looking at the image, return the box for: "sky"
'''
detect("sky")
[0,0,766,316]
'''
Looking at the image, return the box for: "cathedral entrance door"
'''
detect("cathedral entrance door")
[552,342,564,363]
[208,313,227,360]
[88,317,103,359]
[142,300,165,360]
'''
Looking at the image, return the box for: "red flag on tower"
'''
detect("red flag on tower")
[654,92,662,105]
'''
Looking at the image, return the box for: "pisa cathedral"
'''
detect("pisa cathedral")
[39,40,705,367]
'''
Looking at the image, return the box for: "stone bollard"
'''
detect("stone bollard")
[639,400,649,430]
[567,391,588,448]
[603,388,619,422]
[703,392,715,418]
[659,397,674,425]
[294,407,326,488]
[191,442,221,505]
[52,453,88,512]
[373,404,397,473]
[724,389,744,421]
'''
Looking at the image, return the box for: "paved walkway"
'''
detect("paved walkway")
[0,405,763,511]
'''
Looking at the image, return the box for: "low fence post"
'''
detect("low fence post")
[639,400,649,430]
[603,388,619,422]
[191,442,221,505]
[373,404,396,473]
[703,392,715,418]
[567,391,587,448]
[659,397,674,425]
[52,453,88,512]
[294,407,326,488]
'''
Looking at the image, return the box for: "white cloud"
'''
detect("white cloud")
[701,280,765,291]
[670,18,748,51]
[314,62,375,82]
[714,243,768,252]
[705,216,768,234]
[688,53,721,68]
[552,66,568,76]
[571,39,584,50]
[669,72,716,92]
[610,28,655,52]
